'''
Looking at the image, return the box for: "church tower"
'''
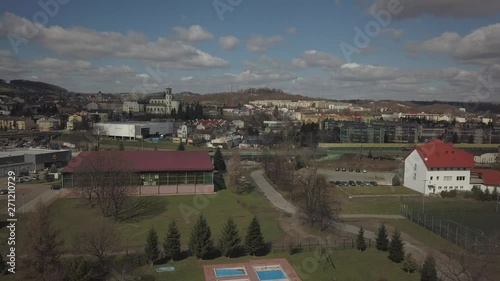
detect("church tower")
[165,87,173,114]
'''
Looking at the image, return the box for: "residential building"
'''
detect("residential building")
[470,169,500,192]
[177,124,194,139]
[61,151,215,195]
[36,117,61,131]
[404,139,474,195]
[474,153,499,164]
[66,114,83,131]
[123,101,145,113]
[0,117,36,130]
[94,121,175,140]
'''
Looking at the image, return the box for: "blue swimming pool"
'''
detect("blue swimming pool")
[256,269,287,280]
[215,268,247,277]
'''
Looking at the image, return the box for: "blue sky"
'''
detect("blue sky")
[0,0,499,101]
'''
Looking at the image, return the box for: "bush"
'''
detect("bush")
[392,175,401,186]
[287,241,303,255]
[440,190,457,198]
[114,254,148,273]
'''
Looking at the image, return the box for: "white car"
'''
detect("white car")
[362,169,367,173]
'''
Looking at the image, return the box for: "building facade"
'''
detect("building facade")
[0,117,36,130]
[62,151,215,195]
[145,88,180,115]
[404,139,474,195]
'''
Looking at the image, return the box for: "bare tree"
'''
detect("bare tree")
[437,250,495,281]
[74,152,137,221]
[296,167,340,231]
[227,149,243,192]
[77,220,121,263]
[19,202,66,281]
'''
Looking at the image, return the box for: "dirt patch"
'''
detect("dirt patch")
[318,153,403,172]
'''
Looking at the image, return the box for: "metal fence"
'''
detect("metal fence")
[400,205,498,255]
[269,237,374,253]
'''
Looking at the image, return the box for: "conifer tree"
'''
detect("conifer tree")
[403,253,417,274]
[118,141,125,151]
[356,227,367,251]
[492,186,498,201]
[177,142,185,151]
[376,223,390,251]
[213,147,226,172]
[219,217,242,257]
[388,230,404,263]
[144,228,160,265]
[245,217,265,256]
[163,220,181,260]
[189,215,214,259]
[420,255,438,281]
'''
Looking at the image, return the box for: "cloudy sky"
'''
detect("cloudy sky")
[0,0,499,101]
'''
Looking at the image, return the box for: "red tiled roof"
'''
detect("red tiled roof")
[62,151,213,173]
[471,169,500,186]
[413,139,474,168]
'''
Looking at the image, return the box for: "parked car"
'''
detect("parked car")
[335,167,340,171]
[370,181,378,186]
[50,185,62,190]
[342,168,347,172]
[356,181,363,186]
[355,169,361,173]
[363,169,367,173]
[349,181,356,186]
[348,168,354,172]
[0,189,8,195]
[364,181,371,186]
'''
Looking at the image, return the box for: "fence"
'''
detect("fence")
[269,237,374,253]
[400,205,498,255]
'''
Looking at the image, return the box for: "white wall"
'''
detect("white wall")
[404,150,429,194]
[95,123,137,138]
[147,121,174,135]
[474,153,499,164]
[427,169,471,192]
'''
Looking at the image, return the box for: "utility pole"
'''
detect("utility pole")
[497,190,499,213]
[422,179,427,213]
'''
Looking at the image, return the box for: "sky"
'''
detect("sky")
[0,0,499,101]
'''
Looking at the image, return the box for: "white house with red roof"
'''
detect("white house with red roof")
[404,139,475,195]
[470,169,500,192]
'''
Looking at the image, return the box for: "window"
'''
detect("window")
[460,186,463,189]
[456,176,465,181]
[444,186,448,189]
[413,173,416,180]
[414,164,417,171]
[444,176,452,181]
[438,186,442,189]
[430,176,433,180]
[436,176,440,180]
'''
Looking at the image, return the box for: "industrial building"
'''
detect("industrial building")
[94,121,175,140]
[0,149,72,176]
[62,151,215,195]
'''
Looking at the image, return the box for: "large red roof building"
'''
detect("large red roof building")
[404,139,475,195]
[62,151,215,195]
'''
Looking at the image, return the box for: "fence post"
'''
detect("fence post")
[455,224,458,245]
[431,217,434,233]
[343,239,346,249]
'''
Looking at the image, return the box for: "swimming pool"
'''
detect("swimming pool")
[254,265,289,281]
[215,267,247,277]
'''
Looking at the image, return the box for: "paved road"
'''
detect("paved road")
[250,169,429,264]
[0,183,60,214]
[318,168,393,185]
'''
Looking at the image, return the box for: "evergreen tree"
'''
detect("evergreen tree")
[144,228,160,265]
[376,224,389,251]
[189,215,214,259]
[245,217,265,256]
[164,220,181,260]
[118,141,125,151]
[484,188,492,201]
[213,147,226,172]
[388,230,404,263]
[403,253,417,274]
[356,227,367,251]
[66,257,92,281]
[492,186,499,201]
[218,217,242,258]
[0,251,6,275]
[420,255,438,281]
[177,142,185,151]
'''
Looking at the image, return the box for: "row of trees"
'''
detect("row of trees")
[144,216,266,264]
[170,102,204,121]
[465,186,499,201]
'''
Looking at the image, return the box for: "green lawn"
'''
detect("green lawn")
[340,185,419,196]
[135,249,420,281]
[48,189,283,252]
[340,196,403,215]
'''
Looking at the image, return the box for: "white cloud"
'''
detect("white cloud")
[0,13,228,70]
[370,0,500,19]
[219,35,239,50]
[292,50,344,69]
[173,25,214,42]
[181,76,193,82]
[247,35,284,52]
[380,28,404,40]
[407,23,500,65]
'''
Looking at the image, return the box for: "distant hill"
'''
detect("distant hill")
[0,79,68,94]
[179,88,315,106]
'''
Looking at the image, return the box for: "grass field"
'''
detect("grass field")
[133,249,420,281]
[319,142,499,149]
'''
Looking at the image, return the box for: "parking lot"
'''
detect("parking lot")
[318,168,393,186]
[0,181,54,214]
